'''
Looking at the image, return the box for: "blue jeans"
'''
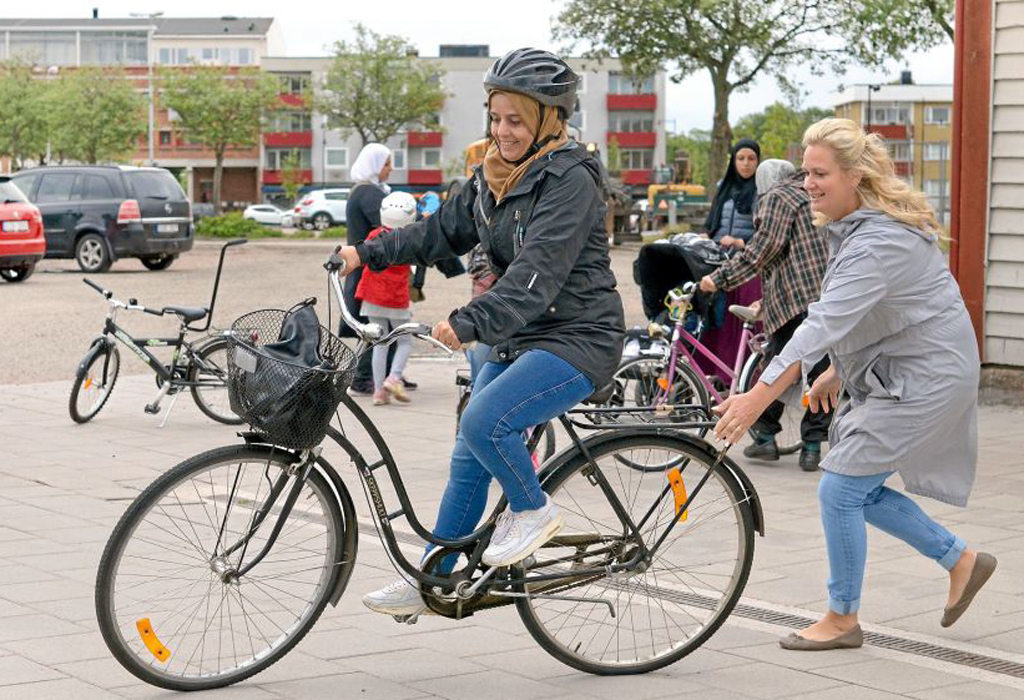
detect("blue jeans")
[465,342,492,386]
[427,349,593,568]
[818,470,965,615]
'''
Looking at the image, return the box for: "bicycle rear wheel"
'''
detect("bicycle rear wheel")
[95,445,351,691]
[69,343,120,423]
[738,351,803,455]
[189,337,243,425]
[517,433,755,675]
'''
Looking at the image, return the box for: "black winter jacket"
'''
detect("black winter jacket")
[356,141,625,389]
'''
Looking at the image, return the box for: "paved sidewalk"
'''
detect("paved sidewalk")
[1,361,1023,700]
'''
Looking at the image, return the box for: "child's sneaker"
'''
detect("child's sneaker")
[383,376,411,403]
[373,389,389,406]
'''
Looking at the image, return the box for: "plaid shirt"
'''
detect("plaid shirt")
[709,172,828,335]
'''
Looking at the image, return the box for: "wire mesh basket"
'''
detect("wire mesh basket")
[226,308,357,449]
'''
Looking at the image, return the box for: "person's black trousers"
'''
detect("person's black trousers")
[752,313,832,443]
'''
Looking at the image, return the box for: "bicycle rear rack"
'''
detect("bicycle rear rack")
[565,403,715,432]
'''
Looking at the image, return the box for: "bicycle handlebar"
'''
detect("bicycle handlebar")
[83,277,112,299]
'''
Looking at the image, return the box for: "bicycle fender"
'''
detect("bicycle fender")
[76,336,113,380]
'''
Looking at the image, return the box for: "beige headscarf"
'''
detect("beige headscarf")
[482,90,568,203]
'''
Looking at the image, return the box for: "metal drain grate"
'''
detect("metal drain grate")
[370,521,1024,680]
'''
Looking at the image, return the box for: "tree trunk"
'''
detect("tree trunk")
[213,150,224,216]
[707,69,734,204]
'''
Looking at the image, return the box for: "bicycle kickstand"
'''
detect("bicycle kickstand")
[158,391,181,429]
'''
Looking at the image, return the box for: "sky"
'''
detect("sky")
[19,1,956,132]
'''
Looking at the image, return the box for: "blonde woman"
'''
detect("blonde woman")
[714,118,996,650]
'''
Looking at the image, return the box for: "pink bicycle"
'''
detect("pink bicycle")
[609,282,804,453]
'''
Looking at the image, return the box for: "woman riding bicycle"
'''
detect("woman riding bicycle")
[334,47,625,616]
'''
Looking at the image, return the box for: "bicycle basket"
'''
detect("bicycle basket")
[226,307,357,449]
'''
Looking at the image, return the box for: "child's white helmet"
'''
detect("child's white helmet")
[380,191,418,228]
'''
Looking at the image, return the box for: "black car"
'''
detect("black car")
[10,165,194,273]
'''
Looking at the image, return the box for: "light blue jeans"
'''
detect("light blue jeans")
[818,470,965,615]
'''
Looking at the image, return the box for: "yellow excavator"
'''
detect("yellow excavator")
[646,152,707,229]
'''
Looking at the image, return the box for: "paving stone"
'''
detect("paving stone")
[0,654,67,685]
[908,680,1024,699]
[0,612,88,642]
[0,678,123,700]
[409,670,564,700]
[813,657,972,694]
[260,671,421,700]
[3,630,111,665]
[694,660,843,698]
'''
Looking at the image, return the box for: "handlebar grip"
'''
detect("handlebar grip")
[83,277,111,298]
[412,323,434,336]
[226,238,248,247]
[144,307,164,316]
[324,247,348,272]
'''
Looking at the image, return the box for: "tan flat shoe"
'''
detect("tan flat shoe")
[941,552,997,628]
[779,625,863,651]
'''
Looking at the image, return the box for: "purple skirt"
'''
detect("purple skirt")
[695,277,762,385]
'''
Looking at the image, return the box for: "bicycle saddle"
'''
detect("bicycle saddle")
[728,305,759,323]
[583,383,616,405]
[163,306,209,323]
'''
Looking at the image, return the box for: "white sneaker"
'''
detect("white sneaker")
[361,578,427,616]
[482,496,563,567]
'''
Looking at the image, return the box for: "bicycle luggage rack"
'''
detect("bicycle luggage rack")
[565,403,715,432]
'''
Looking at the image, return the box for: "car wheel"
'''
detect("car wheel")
[312,212,332,231]
[301,219,315,231]
[75,233,112,273]
[0,262,36,282]
[140,254,177,271]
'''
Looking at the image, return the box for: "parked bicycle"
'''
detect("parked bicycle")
[94,249,764,689]
[608,282,804,453]
[69,239,247,425]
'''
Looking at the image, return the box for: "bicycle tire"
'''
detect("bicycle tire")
[608,355,711,424]
[517,432,755,675]
[69,344,120,423]
[189,337,244,425]
[738,351,803,455]
[95,444,351,691]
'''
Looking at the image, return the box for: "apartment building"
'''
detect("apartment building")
[832,74,953,223]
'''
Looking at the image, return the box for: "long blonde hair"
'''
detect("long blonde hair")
[802,118,943,237]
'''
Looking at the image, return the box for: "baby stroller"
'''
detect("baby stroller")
[633,233,728,330]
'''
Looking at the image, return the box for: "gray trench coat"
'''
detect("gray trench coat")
[761,208,979,506]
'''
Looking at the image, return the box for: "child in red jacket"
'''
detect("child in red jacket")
[355,192,418,405]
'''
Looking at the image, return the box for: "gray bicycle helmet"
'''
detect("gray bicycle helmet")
[484,47,579,120]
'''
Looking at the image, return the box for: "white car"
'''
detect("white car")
[294,189,350,230]
[243,204,295,228]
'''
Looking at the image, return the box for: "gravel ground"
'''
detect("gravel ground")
[1,238,648,385]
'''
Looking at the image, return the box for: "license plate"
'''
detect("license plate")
[156,223,178,233]
[2,220,29,233]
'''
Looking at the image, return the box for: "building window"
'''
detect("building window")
[620,148,654,170]
[608,72,654,95]
[423,148,442,168]
[391,148,406,170]
[201,47,219,63]
[270,111,312,132]
[236,48,252,65]
[576,72,587,95]
[870,105,910,125]
[265,148,312,170]
[159,47,191,65]
[278,74,310,95]
[81,31,148,65]
[608,111,654,132]
[159,130,172,146]
[925,106,950,125]
[325,148,348,169]
[9,31,76,66]
[923,179,950,223]
[889,141,913,162]
[923,142,949,161]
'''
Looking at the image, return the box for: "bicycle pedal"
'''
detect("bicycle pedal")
[144,404,161,415]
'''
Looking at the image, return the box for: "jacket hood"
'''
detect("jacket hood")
[829,207,937,245]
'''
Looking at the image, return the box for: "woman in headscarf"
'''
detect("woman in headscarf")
[343,143,395,395]
[696,139,762,385]
[333,47,625,617]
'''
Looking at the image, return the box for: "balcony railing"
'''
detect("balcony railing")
[606,132,656,148]
[607,94,657,111]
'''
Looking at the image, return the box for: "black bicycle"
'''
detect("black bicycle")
[94,249,764,690]
[69,239,247,425]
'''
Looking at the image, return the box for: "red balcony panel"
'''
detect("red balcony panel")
[866,124,908,139]
[263,132,313,147]
[607,94,657,111]
[606,131,656,148]
[407,169,443,186]
[894,162,911,177]
[279,93,306,107]
[621,170,653,186]
[262,169,313,185]
[408,131,443,147]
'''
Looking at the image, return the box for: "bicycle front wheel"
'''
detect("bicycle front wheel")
[96,445,350,691]
[189,337,243,425]
[608,356,710,424]
[518,433,756,675]
[69,343,120,423]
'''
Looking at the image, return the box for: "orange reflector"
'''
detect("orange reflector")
[802,391,810,408]
[136,618,171,662]
[667,468,689,522]
[83,377,93,390]
[657,377,669,390]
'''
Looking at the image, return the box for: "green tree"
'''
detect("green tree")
[49,66,147,164]
[315,23,447,147]
[160,66,281,213]
[732,102,833,161]
[280,150,307,204]
[606,136,622,174]
[666,128,711,187]
[555,0,951,195]
[0,60,52,169]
